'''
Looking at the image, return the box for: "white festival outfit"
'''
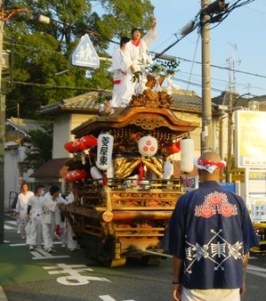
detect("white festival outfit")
[110,47,132,108]
[16,190,34,239]
[26,194,44,248]
[64,192,78,251]
[41,193,63,252]
[124,29,157,99]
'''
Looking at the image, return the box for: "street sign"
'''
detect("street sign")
[70,34,100,69]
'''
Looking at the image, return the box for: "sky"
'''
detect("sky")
[143,0,266,98]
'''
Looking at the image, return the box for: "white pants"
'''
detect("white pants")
[182,287,240,301]
[18,212,27,239]
[26,216,42,246]
[42,222,55,250]
[66,222,78,250]
[111,77,132,108]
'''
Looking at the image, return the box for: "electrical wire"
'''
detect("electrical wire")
[186,32,200,92]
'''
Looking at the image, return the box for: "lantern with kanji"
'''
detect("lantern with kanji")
[96,133,114,171]
[138,135,158,157]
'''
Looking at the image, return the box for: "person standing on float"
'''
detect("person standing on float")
[110,37,131,108]
[124,17,157,100]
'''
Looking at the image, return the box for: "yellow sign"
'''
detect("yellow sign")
[235,111,266,168]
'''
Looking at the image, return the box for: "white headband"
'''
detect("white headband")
[194,157,226,174]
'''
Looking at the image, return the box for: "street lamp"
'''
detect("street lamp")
[0,2,50,244]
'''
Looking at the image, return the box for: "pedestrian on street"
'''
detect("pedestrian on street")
[42,185,64,253]
[15,182,34,239]
[64,188,79,252]
[166,151,258,301]
[26,185,45,250]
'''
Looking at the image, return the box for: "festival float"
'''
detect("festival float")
[59,75,198,267]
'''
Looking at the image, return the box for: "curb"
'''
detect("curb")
[0,286,8,301]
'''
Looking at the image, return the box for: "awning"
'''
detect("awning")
[30,158,69,179]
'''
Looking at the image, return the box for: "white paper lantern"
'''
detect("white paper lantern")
[96,133,114,170]
[138,135,158,157]
[180,138,194,173]
[90,166,103,179]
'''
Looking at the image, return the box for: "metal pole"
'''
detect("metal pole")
[226,93,233,182]
[0,0,5,244]
[201,0,213,152]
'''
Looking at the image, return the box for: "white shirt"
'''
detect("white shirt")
[125,29,157,72]
[112,48,131,81]
[16,191,34,213]
[28,195,44,218]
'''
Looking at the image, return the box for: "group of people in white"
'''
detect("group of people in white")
[110,17,157,108]
[15,182,78,253]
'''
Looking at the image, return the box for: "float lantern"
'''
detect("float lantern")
[138,135,158,157]
[180,137,195,173]
[96,133,114,171]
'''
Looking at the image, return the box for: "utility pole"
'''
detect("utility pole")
[0,4,50,244]
[200,0,229,153]
[0,0,5,244]
[201,0,212,152]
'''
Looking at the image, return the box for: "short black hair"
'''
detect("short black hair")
[131,27,142,35]
[50,185,60,196]
[35,185,44,193]
[120,36,130,47]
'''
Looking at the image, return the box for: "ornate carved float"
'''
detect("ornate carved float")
[60,80,198,267]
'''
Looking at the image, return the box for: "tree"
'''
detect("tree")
[23,123,53,169]
[4,0,154,118]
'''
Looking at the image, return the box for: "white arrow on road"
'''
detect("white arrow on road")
[99,295,135,301]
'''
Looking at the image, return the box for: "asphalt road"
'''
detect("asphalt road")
[1,214,266,301]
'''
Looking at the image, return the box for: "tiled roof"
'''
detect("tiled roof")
[40,90,205,115]
[30,158,69,179]
[6,117,49,136]
[170,92,203,113]
[40,91,103,114]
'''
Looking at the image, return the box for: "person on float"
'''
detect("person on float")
[110,36,131,108]
[124,16,157,100]
[26,185,45,250]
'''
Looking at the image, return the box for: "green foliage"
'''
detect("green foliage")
[24,123,53,169]
[149,59,180,76]
[4,0,154,118]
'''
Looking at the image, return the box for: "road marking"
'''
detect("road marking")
[99,296,135,301]
[4,225,15,230]
[10,241,62,247]
[247,264,266,278]
[43,263,111,286]
[6,221,16,225]
[31,249,69,260]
